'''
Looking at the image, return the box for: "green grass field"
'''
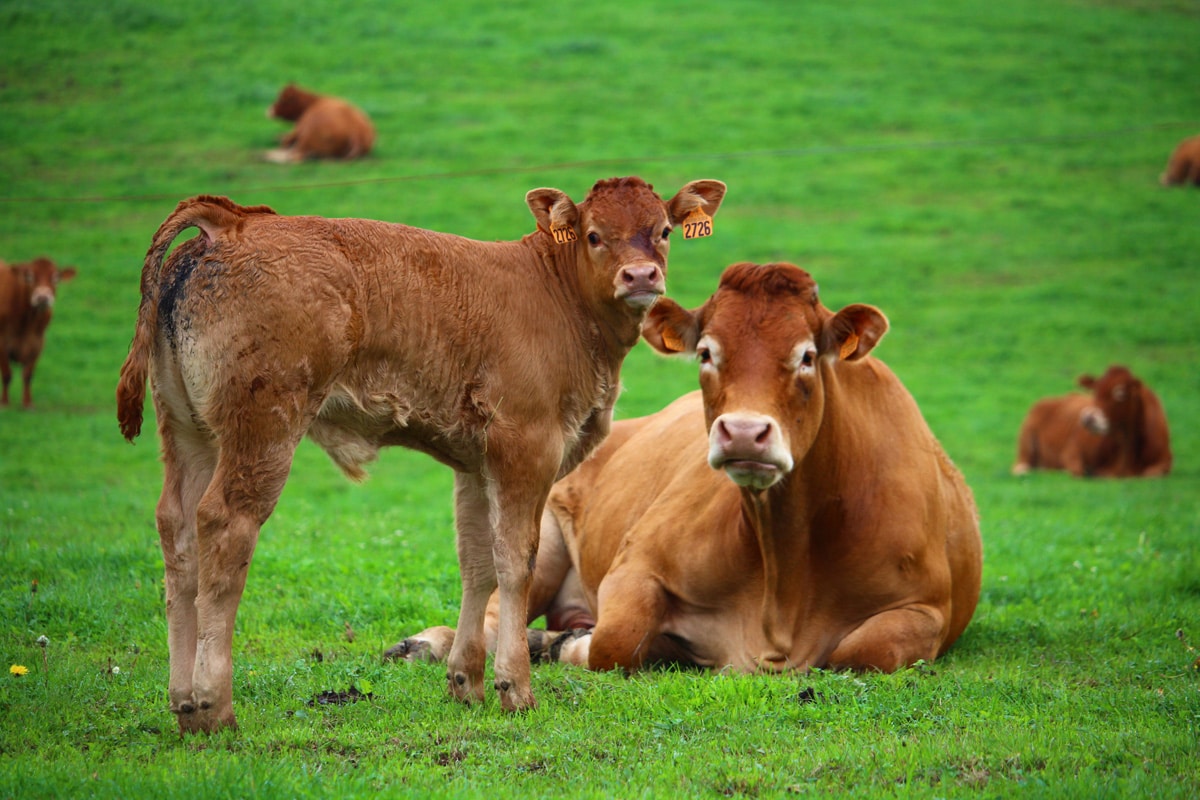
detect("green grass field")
[2,0,1198,797]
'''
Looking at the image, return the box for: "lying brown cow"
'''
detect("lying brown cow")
[265,83,376,163]
[1,256,77,407]
[1160,134,1200,186]
[116,177,726,732]
[391,262,983,675]
[1013,365,1172,478]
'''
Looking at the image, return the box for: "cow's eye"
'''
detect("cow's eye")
[587,232,602,247]
[799,349,816,369]
[661,226,671,240]
[697,347,712,364]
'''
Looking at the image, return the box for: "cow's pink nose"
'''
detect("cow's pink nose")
[715,416,774,456]
[619,264,662,290]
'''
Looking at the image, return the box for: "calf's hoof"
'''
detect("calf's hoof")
[447,670,486,705]
[174,705,238,735]
[495,679,537,713]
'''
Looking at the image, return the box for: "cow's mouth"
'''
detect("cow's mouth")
[720,459,785,490]
[619,288,662,310]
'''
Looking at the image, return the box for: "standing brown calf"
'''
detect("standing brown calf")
[1013,365,1172,477]
[1,257,77,407]
[265,83,376,163]
[116,177,726,732]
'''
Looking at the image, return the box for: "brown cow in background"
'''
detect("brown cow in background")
[391,262,983,676]
[1,257,77,407]
[1013,365,1172,478]
[265,83,375,163]
[116,177,726,732]
[1160,134,1200,186]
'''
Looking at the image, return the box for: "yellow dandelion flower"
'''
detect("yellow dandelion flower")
[10,664,29,677]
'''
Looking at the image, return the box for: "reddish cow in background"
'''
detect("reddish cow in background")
[391,262,983,676]
[1013,365,1172,478]
[1160,134,1200,186]
[265,83,376,163]
[1,257,77,407]
[116,177,726,732]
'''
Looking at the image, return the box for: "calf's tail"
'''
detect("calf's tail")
[116,195,276,441]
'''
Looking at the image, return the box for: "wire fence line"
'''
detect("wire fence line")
[2,120,1195,205]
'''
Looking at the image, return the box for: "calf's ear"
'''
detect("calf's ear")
[642,298,700,355]
[1077,375,1097,390]
[667,180,727,225]
[58,266,77,282]
[526,188,580,237]
[823,304,888,361]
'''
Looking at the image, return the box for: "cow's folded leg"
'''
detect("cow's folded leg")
[529,628,593,666]
[827,605,944,672]
[384,626,456,662]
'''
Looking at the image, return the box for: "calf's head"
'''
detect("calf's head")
[643,262,887,491]
[526,177,726,314]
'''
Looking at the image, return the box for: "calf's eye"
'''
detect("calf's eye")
[698,347,712,364]
[587,232,602,247]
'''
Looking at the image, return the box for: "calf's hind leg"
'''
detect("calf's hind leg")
[184,438,298,732]
[155,423,217,733]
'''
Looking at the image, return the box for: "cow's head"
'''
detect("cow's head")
[267,83,318,121]
[526,177,726,317]
[643,262,887,491]
[18,257,77,312]
[1078,365,1143,437]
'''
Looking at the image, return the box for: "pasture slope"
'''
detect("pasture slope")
[1,0,1197,797]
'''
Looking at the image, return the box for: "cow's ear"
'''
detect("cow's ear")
[666,180,727,226]
[824,304,888,361]
[1077,374,1096,390]
[642,297,700,355]
[58,266,77,282]
[526,188,580,238]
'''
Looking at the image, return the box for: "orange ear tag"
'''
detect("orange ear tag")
[839,331,860,360]
[681,208,714,240]
[550,222,577,245]
[661,327,686,353]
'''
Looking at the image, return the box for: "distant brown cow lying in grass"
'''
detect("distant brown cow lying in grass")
[1,256,76,407]
[1013,365,1172,478]
[1160,134,1200,186]
[265,83,375,163]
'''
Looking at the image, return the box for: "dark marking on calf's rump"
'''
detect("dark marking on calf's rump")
[157,242,205,347]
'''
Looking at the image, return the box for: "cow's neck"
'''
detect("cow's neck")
[739,480,828,669]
